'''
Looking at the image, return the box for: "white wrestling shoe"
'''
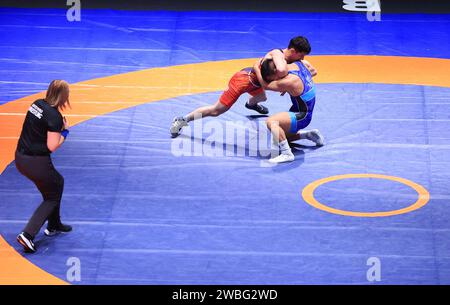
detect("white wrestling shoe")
[170,116,188,137]
[268,151,295,164]
[304,129,324,146]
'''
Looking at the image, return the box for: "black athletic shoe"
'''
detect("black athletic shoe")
[17,232,36,253]
[245,102,269,115]
[44,223,72,237]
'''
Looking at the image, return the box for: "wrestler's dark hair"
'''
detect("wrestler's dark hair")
[260,58,277,83]
[288,36,311,54]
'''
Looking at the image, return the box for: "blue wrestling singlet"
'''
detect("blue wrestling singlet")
[287,61,316,133]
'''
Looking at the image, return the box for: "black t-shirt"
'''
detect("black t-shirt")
[17,99,63,156]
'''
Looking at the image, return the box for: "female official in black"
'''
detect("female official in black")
[15,80,72,253]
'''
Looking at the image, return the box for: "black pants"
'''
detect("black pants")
[15,150,64,239]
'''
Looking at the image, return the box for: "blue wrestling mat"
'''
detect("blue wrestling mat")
[0,6,449,284]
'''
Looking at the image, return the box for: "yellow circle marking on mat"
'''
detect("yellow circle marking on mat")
[302,173,430,217]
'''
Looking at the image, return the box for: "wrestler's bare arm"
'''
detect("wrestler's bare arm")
[265,49,288,78]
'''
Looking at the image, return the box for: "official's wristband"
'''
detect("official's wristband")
[61,129,70,139]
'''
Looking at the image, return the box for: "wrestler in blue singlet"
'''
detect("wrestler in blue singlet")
[287,61,316,133]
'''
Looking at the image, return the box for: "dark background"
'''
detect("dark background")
[0,0,449,13]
